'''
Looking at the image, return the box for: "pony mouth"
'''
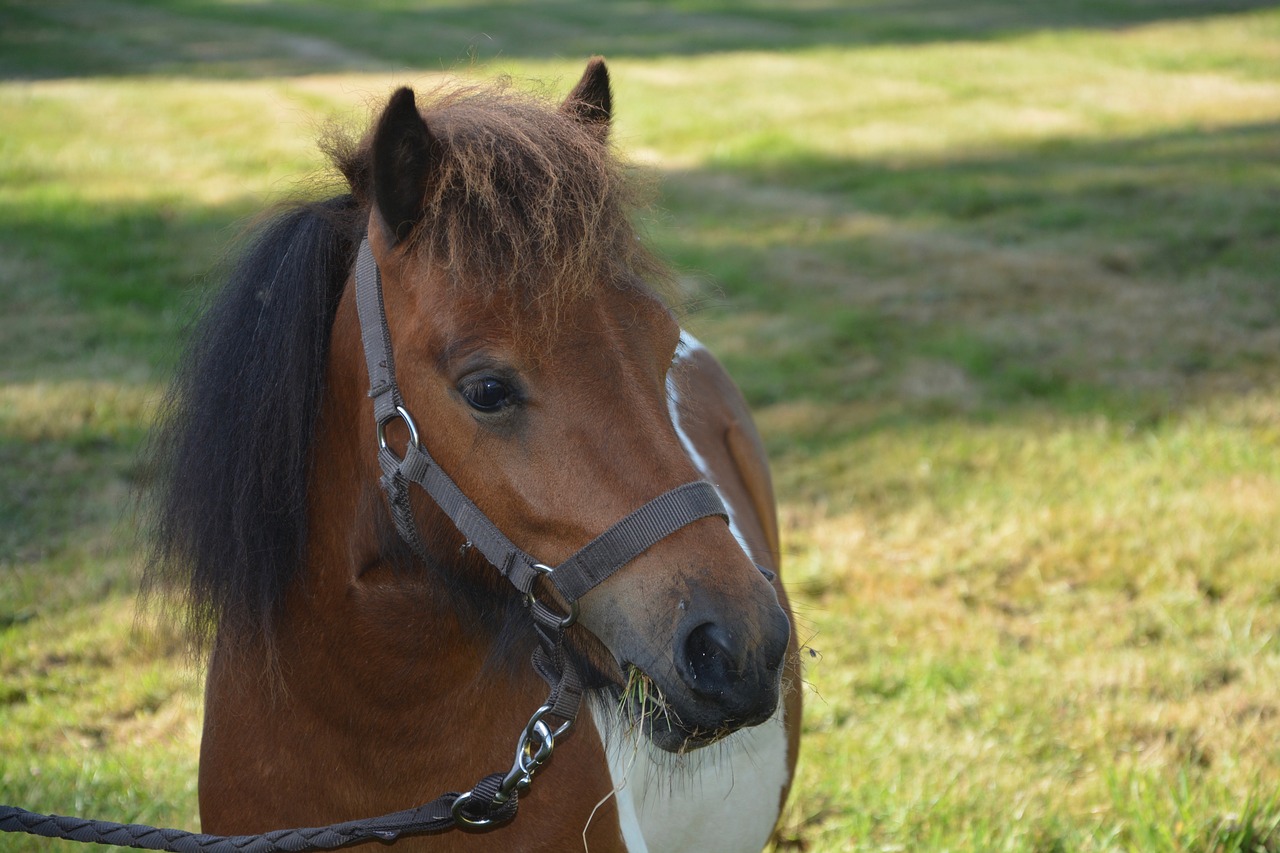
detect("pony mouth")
[615,666,735,753]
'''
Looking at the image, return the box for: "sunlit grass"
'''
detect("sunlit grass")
[610,12,1280,168]
[0,598,200,841]
[773,393,1280,850]
[2,2,1279,851]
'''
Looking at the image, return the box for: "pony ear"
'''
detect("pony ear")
[371,87,439,245]
[561,57,612,135]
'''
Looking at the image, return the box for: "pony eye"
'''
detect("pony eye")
[461,377,512,412]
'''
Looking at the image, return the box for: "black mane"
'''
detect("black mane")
[143,194,361,648]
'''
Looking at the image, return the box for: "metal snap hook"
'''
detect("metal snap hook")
[494,704,571,805]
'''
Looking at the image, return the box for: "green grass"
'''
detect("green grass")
[2,2,1280,851]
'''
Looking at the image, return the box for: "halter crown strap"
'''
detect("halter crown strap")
[353,237,730,603]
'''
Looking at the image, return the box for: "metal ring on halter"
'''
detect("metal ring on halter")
[526,563,579,629]
[376,405,421,459]
[450,791,502,829]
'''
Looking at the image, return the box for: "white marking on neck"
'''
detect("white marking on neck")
[609,753,652,853]
[594,702,789,853]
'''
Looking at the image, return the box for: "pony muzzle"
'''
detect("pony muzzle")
[631,598,790,752]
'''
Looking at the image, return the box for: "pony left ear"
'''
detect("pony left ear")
[561,57,612,135]
[371,86,440,245]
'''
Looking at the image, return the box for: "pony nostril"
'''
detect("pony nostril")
[681,622,736,698]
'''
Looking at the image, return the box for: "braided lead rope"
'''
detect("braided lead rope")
[0,776,514,852]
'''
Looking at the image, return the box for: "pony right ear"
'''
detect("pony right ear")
[371,87,439,245]
[561,57,612,137]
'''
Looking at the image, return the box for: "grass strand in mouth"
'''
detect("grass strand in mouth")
[620,666,678,736]
[619,666,742,752]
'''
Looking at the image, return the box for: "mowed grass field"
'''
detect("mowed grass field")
[3,2,1280,850]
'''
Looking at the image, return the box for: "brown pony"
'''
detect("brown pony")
[145,59,801,852]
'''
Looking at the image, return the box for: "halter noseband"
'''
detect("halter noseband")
[353,237,729,825]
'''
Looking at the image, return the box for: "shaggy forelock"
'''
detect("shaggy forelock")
[328,81,671,323]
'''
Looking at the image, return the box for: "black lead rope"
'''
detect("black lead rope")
[0,786,491,852]
[0,235,731,850]
[1,763,520,851]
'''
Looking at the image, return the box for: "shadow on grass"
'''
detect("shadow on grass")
[2,119,1277,409]
[3,0,1278,80]
[1,118,1274,575]
[0,201,248,379]
[655,120,1280,417]
[2,118,1277,560]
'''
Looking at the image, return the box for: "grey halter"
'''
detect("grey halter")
[353,235,730,823]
